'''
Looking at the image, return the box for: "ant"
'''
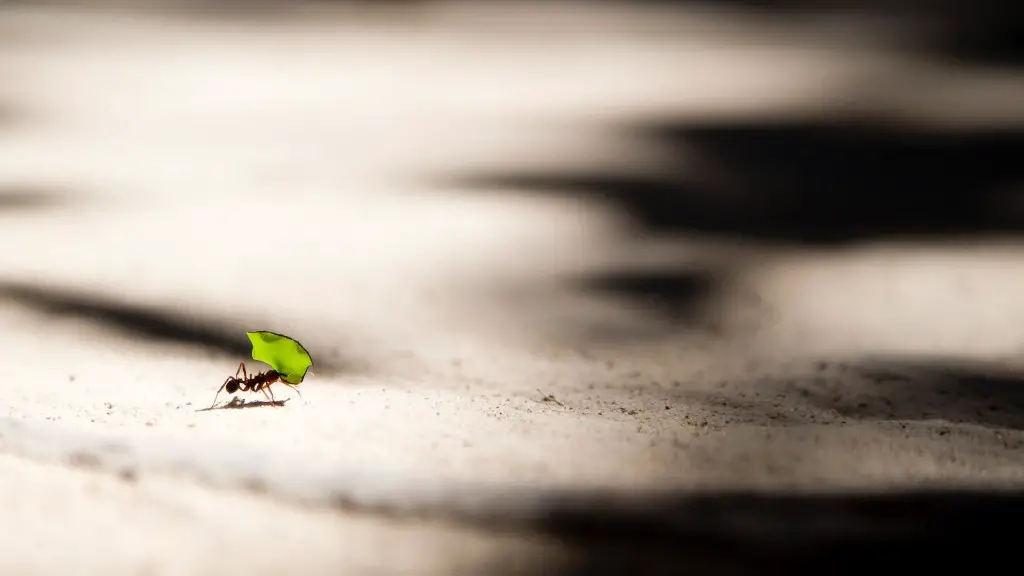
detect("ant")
[207,361,302,409]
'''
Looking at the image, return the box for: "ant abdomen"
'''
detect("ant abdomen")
[225,379,240,394]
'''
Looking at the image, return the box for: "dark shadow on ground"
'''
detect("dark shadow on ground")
[598,0,1024,66]
[483,358,1024,574]
[0,281,255,357]
[836,361,1024,429]
[573,270,717,318]
[674,358,1024,431]
[0,282,356,375]
[920,6,1024,67]
[0,186,65,212]
[442,118,1023,337]
[500,487,1024,575]
[565,268,727,340]
[446,119,1024,246]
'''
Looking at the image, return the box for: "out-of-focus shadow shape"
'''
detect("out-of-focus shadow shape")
[448,119,1024,245]
[0,104,13,126]
[565,268,727,340]
[0,282,355,375]
[11,0,433,21]
[511,487,1024,575]
[574,270,718,323]
[0,97,28,130]
[481,264,731,345]
[597,0,1023,66]
[0,281,254,357]
[831,360,1024,430]
[913,0,1024,67]
[0,186,65,213]
[679,358,1024,431]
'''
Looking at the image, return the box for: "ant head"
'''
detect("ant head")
[225,379,240,394]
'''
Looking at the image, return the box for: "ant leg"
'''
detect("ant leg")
[249,382,270,403]
[236,362,248,380]
[208,378,231,409]
[258,383,282,405]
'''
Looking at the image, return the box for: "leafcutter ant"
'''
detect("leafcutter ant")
[207,361,302,409]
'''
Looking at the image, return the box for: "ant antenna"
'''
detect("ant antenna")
[283,382,304,401]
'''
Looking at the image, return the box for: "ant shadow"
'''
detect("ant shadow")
[195,397,291,412]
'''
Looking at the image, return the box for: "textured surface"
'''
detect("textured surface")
[1,2,1024,573]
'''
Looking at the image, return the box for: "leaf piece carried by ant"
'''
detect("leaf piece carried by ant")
[247,331,314,385]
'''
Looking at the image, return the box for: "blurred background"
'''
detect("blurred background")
[1,0,1023,574]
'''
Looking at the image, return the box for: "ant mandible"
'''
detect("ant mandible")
[208,361,302,409]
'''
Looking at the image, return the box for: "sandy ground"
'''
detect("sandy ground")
[2,2,1024,574]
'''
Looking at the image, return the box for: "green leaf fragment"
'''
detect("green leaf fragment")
[246,331,314,384]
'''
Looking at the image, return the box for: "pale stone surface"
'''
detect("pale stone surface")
[1,2,1023,573]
